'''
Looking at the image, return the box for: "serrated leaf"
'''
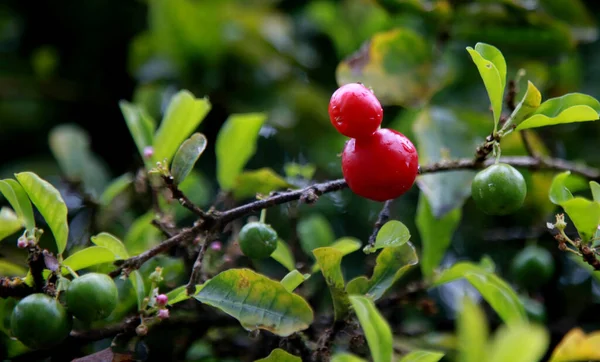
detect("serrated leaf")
[516,93,600,130]
[232,168,293,200]
[311,237,362,273]
[100,173,133,206]
[0,259,27,276]
[331,354,367,362]
[349,295,393,362]
[0,179,35,232]
[16,172,69,255]
[255,348,301,362]
[48,124,110,197]
[399,350,445,362]
[194,268,313,337]
[590,181,600,203]
[171,133,207,185]
[549,171,574,205]
[298,213,335,257]
[364,220,410,254]
[0,207,22,242]
[417,194,461,278]
[271,240,295,272]
[91,232,129,260]
[467,43,506,128]
[549,328,600,362]
[433,262,526,325]
[457,296,488,362]
[346,242,418,301]
[313,247,350,320]
[129,270,146,311]
[280,270,310,293]
[511,81,542,126]
[487,323,549,362]
[561,197,600,241]
[62,246,116,273]
[119,100,155,161]
[216,113,267,190]
[153,90,211,163]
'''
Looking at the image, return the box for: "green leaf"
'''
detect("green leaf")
[124,212,162,256]
[166,285,202,305]
[549,171,574,205]
[311,237,362,273]
[171,133,208,185]
[216,113,267,190]
[62,246,116,273]
[153,90,211,163]
[0,179,35,232]
[364,220,410,254]
[91,232,130,260]
[232,168,293,200]
[48,124,110,197]
[433,262,526,325]
[0,207,22,242]
[511,81,542,126]
[129,270,146,311]
[561,197,600,241]
[255,348,301,362]
[487,323,549,362]
[516,93,600,130]
[280,270,310,293]
[466,43,506,128]
[349,295,393,362]
[346,242,418,301]
[336,28,452,108]
[271,240,295,272]
[194,268,313,337]
[0,259,27,276]
[298,213,335,257]
[417,194,461,278]
[590,181,600,203]
[399,350,445,362]
[100,173,133,206]
[15,172,69,255]
[313,247,350,320]
[119,100,155,161]
[331,354,367,362]
[457,296,488,362]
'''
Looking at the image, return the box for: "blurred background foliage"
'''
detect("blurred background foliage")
[3,0,600,360]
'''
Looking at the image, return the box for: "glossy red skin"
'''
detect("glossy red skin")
[342,128,419,201]
[328,83,383,139]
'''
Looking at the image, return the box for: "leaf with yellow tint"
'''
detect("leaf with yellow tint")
[549,328,600,362]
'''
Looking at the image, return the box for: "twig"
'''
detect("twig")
[186,233,213,295]
[163,175,209,218]
[580,243,600,270]
[0,277,35,299]
[520,130,539,159]
[151,218,177,238]
[28,246,46,292]
[506,79,517,112]
[367,200,393,248]
[313,320,346,362]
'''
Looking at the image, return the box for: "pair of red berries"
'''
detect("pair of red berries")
[329,83,419,202]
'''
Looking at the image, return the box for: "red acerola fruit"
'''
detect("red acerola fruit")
[342,128,419,201]
[328,83,383,139]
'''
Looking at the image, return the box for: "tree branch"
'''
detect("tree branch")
[163,175,208,218]
[367,200,393,248]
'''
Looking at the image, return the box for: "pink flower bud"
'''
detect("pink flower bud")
[17,237,27,249]
[210,241,222,251]
[158,308,170,320]
[143,146,154,159]
[156,294,168,306]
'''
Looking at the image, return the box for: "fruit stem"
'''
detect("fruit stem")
[65,266,79,279]
[493,142,502,164]
[259,209,267,224]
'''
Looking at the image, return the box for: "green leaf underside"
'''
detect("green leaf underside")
[467,43,506,127]
[130,271,146,310]
[216,113,267,190]
[0,179,35,232]
[511,81,542,126]
[232,168,293,200]
[487,324,549,362]
[313,247,350,320]
[365,220,410,254]
[100,173,134,206]
[0,259,28,276]
[171,133,208,185]
[280,270,310,293]
[119,101,155,161]
[254,348,301,362]
[417,194,462,278]
[517,93,600,130]
[590,181,600,203]
[349,295,393,362]
[561,197,600,241]
[433,262,526,325]
[399,350,445,362]
[312,237,361,273]
[549,171,574,205]
[62,246,116,273]
[0,207,22,242]
[271,240,295,272]
[194,268,313,337]
[91,232,130,260]
[153,90,211,163]
[457,296,488,362]
[346,242,418,301]
[15,172,69,255]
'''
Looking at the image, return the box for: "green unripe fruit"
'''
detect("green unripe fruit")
[511,245,554,289]
[238,222,278,259]
[471,163,527,215]
[11,293,72,349]
[66,273,118,322]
